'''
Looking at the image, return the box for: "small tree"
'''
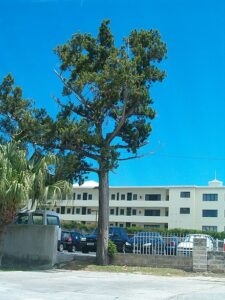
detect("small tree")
[51,20,167,264]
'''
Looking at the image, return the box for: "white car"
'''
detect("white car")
[177,234,214,256]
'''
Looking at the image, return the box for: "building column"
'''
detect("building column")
[193,238,207,272]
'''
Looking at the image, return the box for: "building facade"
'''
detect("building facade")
[48,179,225,232]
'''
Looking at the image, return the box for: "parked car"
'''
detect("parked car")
[14,210,62,250]
[164,235,180,255]
[177,234,214,256]
[59,230,84,252]
[125,232,165,255]
[81,227,130,253]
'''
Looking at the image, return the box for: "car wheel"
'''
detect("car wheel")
[82,248,89,254]
[59,243,64,252]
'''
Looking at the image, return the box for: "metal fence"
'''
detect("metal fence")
[126,232,224,257]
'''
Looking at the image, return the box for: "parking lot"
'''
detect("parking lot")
[1,269,225,300]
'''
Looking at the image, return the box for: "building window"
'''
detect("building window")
[73,193,76,200]
[133,194,137,200]
[87,209,91,214]
[76,208,80,214]
[180,191,190,198]
[111,194,116,200]
[119,224,124,227]
[67,208,71,214]
[61,207,65,214]
[56,208,60,214]
[145,194,161,201]
[127,208,131,216]
[180,207,190,214]
[117,193,120,200]
[202,210,218,217]
[132,209,137,215]
[127,193,132,201]
[82,207,86,215]
[202,194,218,201]
[120,209,124,215]
[144,209,160,216]
[83,193,88,200]
[202,226,217,232]
[77,194,81,200]
[121,194,125,200]
[110,208,115,215]
[88,194,92,200]
[144,224,160,228]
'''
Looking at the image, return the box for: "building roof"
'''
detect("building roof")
[72,179,224,189]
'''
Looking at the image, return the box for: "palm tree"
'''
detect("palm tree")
[27,151,72,210]
[0,144,72,223]
[0,142,31,225]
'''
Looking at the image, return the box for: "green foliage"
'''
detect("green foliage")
[0,141,74,224]
[51,19,167,171]
[108,239,118,258]
[61,221,96,233]
[28,151,73,208]
[0,142,31,225]
[126,227,225,240]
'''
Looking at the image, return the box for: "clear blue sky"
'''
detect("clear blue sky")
[0,0,225,186]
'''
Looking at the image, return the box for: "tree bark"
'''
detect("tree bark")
[96,170,109,265]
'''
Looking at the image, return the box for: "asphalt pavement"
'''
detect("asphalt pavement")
[0,269,225,300]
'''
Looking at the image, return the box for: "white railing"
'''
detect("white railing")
[126,232,223,256]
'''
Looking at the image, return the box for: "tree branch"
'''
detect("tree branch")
[82,166,99,174]
[54,69,92,110]
[118,150,155,161]
[106,83,136,145]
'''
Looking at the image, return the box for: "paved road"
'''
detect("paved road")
[0,270,225,300]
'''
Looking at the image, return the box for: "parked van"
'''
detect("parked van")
[14,210,61,250]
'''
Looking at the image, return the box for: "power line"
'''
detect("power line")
[155,154,225,161]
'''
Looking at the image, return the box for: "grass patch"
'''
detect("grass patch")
[57,261,225,277]
[57,261,191,276]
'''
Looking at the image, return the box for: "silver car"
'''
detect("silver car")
[177,234,214,256]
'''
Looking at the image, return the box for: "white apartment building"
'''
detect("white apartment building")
[48,178,225,232]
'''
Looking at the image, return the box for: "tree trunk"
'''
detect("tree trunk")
[96,170,109,265]
[0,225,6,266]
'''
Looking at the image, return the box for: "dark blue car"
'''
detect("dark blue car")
[59,230,84,252]
[125,232,165,255]
[81,227,130,253]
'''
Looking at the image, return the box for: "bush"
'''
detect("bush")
[61,221,96,233]
[108,240,117,258]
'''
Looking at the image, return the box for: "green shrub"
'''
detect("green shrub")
[108,240,117,258]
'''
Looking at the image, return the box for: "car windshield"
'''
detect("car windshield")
[184,235,208,242]
[91,228,128,238]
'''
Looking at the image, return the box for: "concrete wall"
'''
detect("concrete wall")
[1,224,58,269]
[111,253,193,271]
[208,251,225,273]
